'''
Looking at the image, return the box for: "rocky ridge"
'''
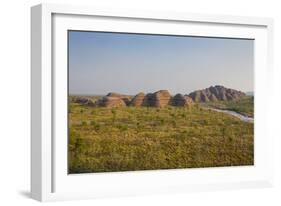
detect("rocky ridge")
[73,85,246,108]
[188,85,246,103]
[95,96,127,108]
[106,92,131,106]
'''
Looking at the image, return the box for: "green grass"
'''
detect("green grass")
[68,102,254,173]
[201,96,254,117]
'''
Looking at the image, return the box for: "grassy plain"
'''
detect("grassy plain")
[201,96,254,117]
[68,98,254,173]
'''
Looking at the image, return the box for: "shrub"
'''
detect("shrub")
[159,119,165,124]
[117,124,128,131]
[93,122,101,131]
[90,120,96,126]
[111,109,117,123]
[81,121,87,126]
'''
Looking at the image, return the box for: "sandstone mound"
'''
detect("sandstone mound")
[171,94,194,107]
[74,97,95,106]
[130,92,146,107]
[188,85,245,102]
[143,90,172,107]
[96,96,126,108]
[106,92,131,106]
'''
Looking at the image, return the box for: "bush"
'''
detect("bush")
[81,121,87,126]
[95,124,101,131]
[90,120,96,126]
[111,109,117,123]
[117,124,128,131]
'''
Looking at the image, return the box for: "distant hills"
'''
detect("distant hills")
[72,85,247,108]
[188,85,246,102]
[129,90,193,107]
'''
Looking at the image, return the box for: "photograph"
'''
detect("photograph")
[68,31,254,174]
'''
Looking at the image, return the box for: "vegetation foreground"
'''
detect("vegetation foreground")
[68,100,254,173]
[202,96,254,117]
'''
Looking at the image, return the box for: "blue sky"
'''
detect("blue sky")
[69,31,253,95]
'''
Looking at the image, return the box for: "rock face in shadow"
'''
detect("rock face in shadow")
[171,94,194,107]
[95,96,126,108]
[106,92,131,106]
[188,85,246,102]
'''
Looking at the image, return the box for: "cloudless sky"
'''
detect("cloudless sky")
[69,31,253,95]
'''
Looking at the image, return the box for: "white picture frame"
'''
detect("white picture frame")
[31,3,274,202]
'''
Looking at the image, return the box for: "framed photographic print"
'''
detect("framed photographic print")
[31,3,274,201]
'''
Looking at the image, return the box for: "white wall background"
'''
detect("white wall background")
[0,0,280,205]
